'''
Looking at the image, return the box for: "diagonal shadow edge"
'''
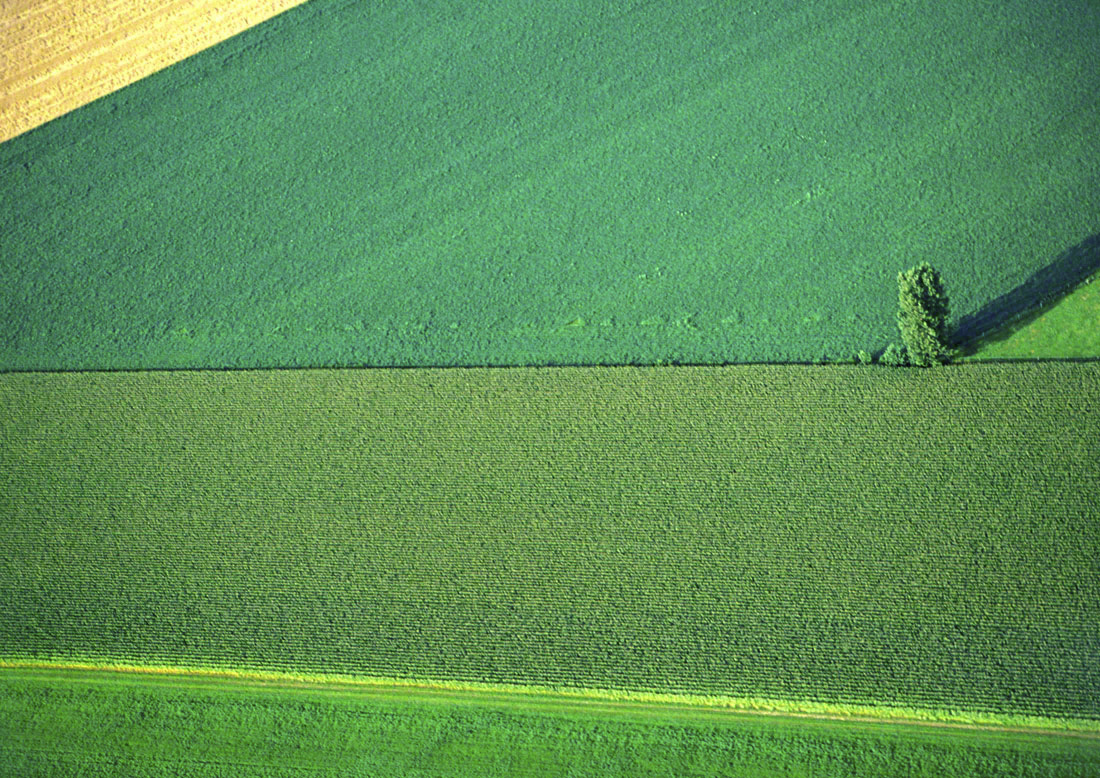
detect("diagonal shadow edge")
[950,232,1100,349]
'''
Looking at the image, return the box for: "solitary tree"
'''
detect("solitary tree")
[896,263,952,367]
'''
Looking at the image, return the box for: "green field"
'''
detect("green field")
[956,272,1100,361]
[3,364,1097,721]
[3,668,1097,778]
[3,0,1099,771]
[2,0,1098,371]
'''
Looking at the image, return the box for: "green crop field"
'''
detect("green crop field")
[2,0,1098,371]
[3,0,1099,772]
[2,364,1097,725]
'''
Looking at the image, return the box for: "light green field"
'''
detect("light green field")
[2,667,1097,778]
[2,364,1097,721]
[959,273,1100,361]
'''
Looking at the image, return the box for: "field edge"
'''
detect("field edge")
[4,658,1097,737]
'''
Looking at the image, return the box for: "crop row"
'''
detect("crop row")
[1,364,1097,719]
[4,553,1094,717]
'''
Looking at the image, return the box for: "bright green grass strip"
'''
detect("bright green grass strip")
[2,668,1097,778]
[1,364,1098,719]
[3,660,1098,734]
[961,273,1100,362]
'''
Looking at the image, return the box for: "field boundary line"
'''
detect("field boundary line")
[0,0,312,144]
[3,659,1097,739]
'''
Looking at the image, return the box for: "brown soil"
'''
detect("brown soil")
[0,0,310,144]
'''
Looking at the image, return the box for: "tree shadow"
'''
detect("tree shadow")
[951,233,1100,353]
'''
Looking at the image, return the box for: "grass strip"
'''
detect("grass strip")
[2,665,1097,778]
[4,660,1099,735]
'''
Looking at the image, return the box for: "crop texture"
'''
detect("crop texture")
[2,0,1099,370]
[1,364,1098,718]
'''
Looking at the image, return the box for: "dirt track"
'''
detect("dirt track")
[0,0,310,144]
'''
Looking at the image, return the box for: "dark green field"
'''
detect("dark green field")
[2,0,1098,371]
[3,364,1097,720]
[3,669,1097,778]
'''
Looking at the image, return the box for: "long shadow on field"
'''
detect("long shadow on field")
[951,232,1100,353]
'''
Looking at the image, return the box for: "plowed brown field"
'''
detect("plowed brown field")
[0,0,310,144]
